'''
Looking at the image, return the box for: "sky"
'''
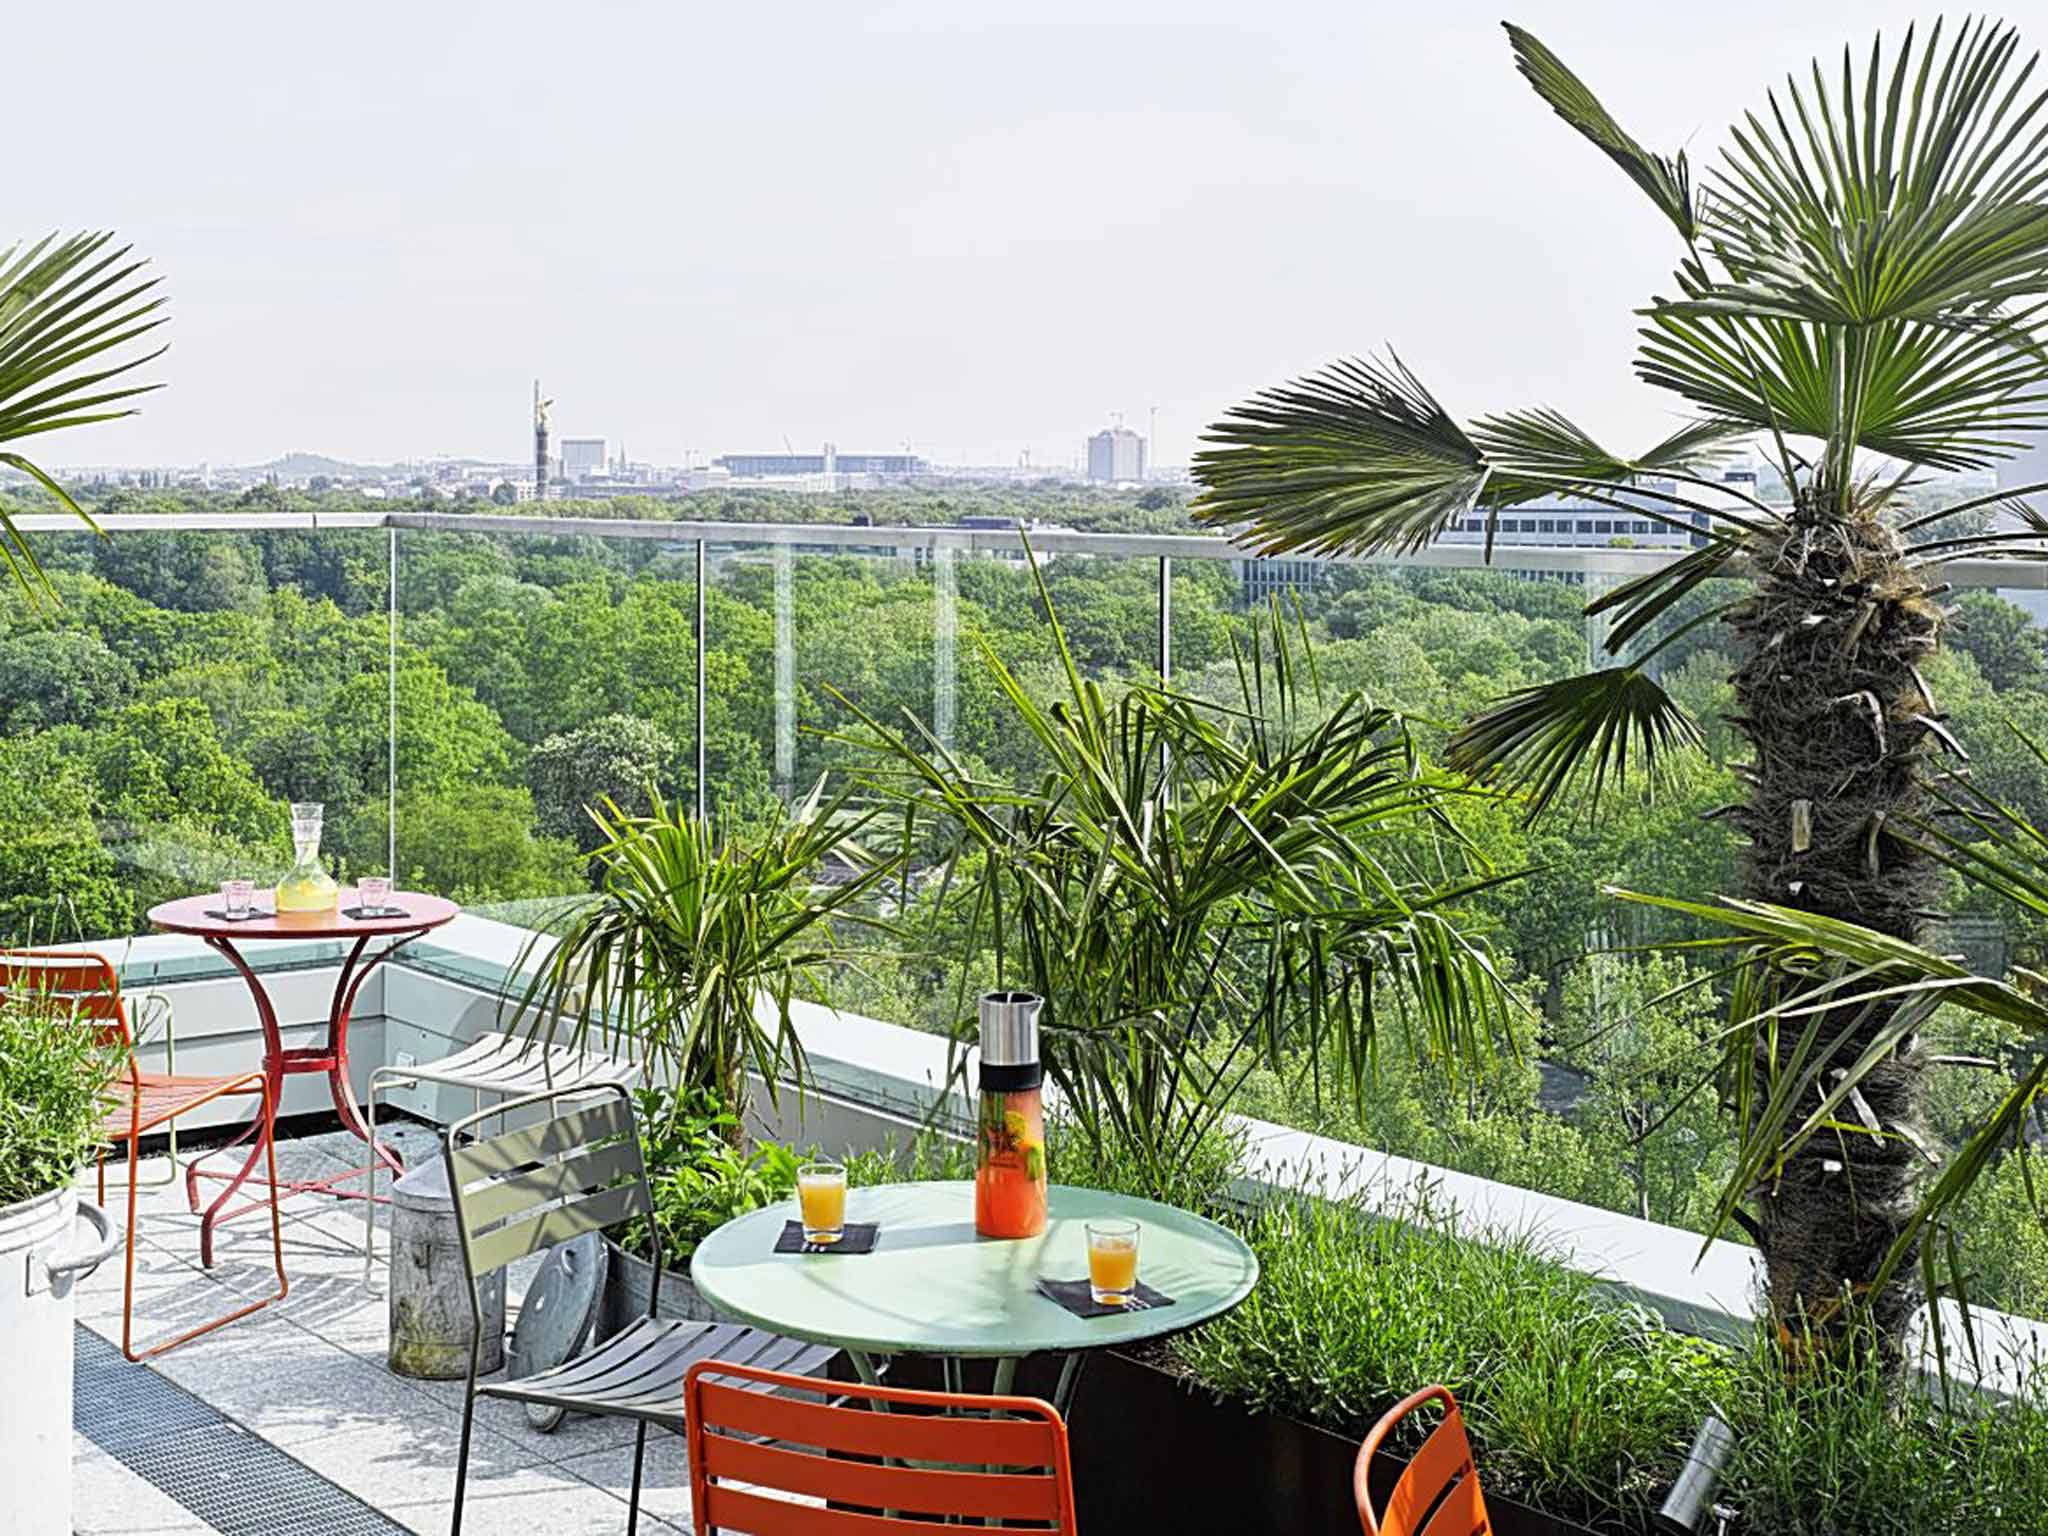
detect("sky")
[17,0,1967,472]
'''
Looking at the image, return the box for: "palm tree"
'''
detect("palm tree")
[0,233,165,600]
[1192,19,2048,1355]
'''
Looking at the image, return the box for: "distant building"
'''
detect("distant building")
[1231,467,1773,606]
[560,438,607,480]
[714,451,927,478]
[1086,427,1146,484]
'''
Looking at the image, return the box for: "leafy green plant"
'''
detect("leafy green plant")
[1193,17,2048,1354]
[0,986,120,1207]
[624,1085,983,1261]
[0,233,165,601]
[510,780,895,1126]
[626,1086,803,1262]
[839,556,1520,1201]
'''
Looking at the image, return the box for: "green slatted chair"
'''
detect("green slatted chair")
[442,1083,837,1536]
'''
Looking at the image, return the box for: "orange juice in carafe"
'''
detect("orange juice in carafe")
[974,992,1047,1240]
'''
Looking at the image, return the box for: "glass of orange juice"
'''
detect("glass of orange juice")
[1086,1218,1140,1305]
[797,1161,848,1245]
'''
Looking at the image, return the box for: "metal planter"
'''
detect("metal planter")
[1,1186,120,1535]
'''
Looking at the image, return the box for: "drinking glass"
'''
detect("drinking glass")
[222,879,254,916]
[797,1161,848,1245]
[359,875,392,911]
[1086,1218,1140,1305]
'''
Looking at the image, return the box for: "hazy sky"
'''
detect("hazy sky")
[20,0,1961,471]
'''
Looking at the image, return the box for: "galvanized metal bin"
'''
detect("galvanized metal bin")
[388,1156,502,1379]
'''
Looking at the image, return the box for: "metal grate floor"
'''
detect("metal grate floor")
[73,1325,416,1536]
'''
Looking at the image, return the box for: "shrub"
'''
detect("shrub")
[1170,1184,1734,1531]
[0,987,119,1208]
[1726,1336,2048,1534]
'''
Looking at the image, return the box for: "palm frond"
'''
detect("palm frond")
[1468,408,1774,535]
[1503,23,1697,240]
[1639,267,2048,474]
[1191,354,1487,558]
[1446,666,1704,821]
[1611,885,2048,1306]
[1698,20,2048,329]
[0,231,166,601]
[1587,536,1746,659]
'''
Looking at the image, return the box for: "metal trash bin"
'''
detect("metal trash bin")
[388,1155,503,1379]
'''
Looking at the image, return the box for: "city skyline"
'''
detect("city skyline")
[18,1,1956,472]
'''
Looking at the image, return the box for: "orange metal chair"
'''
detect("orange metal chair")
[683,1357,1082,1534]
[1355,1384,1492,1536]
[0,950,288,1360]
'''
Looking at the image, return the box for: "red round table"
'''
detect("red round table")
[147,888,459,1263]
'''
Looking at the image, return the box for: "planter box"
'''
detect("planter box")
[873,1348,1611,1536]
[595,1236,730,1340]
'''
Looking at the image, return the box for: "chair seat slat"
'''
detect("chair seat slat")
[703,1434,1063,1521]
[693,1378,1058,1465]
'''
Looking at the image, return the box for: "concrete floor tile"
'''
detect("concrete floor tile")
[152,1320,450,1450]
[553,1430,696,1526]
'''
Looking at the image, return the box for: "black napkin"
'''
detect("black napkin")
[775,1220,880,1255]
[343,904,407,920]
[204,908,271,923]
[1036,1277,1175,1319]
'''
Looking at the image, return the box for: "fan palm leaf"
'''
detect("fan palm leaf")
[0,233,165,601]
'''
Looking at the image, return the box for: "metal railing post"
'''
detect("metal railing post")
[387,524,398,878]
[934,541,957,752]
[1158,555,1171,683]
[696,538,708,821]
[774,540,795,800]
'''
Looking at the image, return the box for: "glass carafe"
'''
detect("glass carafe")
[275,801,339,912]
[974,991,1048,1239]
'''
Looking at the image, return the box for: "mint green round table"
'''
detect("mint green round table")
[689,1180,1258,1412]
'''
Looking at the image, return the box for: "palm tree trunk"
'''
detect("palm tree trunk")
[1728,507,1947,1353]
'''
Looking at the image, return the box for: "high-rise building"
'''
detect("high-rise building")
[560,438,607,480]
[1086,426,1146,484]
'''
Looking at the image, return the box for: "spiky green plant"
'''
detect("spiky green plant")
[1194,19,2048,1354]
[509,782,894,1130]
[0,233,165,599]
[836,555,1520,1201]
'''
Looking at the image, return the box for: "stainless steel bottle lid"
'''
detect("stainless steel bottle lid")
[978,990,1042,1068]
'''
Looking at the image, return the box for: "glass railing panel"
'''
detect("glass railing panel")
[0,521,391,964]
[392,524,698,926]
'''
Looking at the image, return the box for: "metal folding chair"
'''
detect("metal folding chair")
[0,949,288,1361]
[359,1025,638,1291]
[441,1083,836,1536]
[1355,1384,1493,1536]
[684,1356,1082,1533]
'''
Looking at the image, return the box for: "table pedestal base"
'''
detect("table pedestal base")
[179,930,422,1266]
[843,1348,1089,1418]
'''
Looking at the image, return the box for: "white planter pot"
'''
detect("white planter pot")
[0,1186,120,1536]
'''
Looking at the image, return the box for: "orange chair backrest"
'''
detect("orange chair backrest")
[683,1357,1081,1534]
[1356,1384,1491,1536]
[0,949,132,1050]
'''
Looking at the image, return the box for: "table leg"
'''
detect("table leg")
[323,934,406,1178]
[1051,1353,1087,1418]
[190,938,284,1268]
[187,930,429,1255]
